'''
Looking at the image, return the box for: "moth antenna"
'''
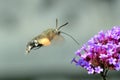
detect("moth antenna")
[60,31,80,45]
[58,22,68,30]
[56,18,58,29]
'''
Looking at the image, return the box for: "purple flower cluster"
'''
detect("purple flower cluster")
[72,26,120,74]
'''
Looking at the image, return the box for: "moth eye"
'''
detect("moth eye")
[58,31,60,35]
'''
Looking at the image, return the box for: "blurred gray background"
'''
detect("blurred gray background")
[0,0,120,80]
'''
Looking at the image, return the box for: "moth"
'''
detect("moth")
[26,19,79,53]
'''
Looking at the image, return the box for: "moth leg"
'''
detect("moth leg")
[33,44,43,50]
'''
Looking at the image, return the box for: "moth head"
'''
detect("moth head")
[54,29,61,35]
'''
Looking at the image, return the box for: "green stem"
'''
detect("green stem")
[100,69,108,80]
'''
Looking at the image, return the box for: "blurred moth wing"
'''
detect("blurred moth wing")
[51,34,64,45]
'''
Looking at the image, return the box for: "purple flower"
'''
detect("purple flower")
[95,66,103,73]
[108,57,116,65]
[76,58,85,66]
[115,63,120,71]
[76,58,90,68]
[72,26,120,75]
[87,67,94,74]
[75,50,81,56]
[71,57,77,64]
[99,54,108,58]
[118,54,120,60]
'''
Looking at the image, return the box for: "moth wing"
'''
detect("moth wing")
[51,34,64,45]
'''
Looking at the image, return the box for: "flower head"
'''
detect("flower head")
[72,26,120,74]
